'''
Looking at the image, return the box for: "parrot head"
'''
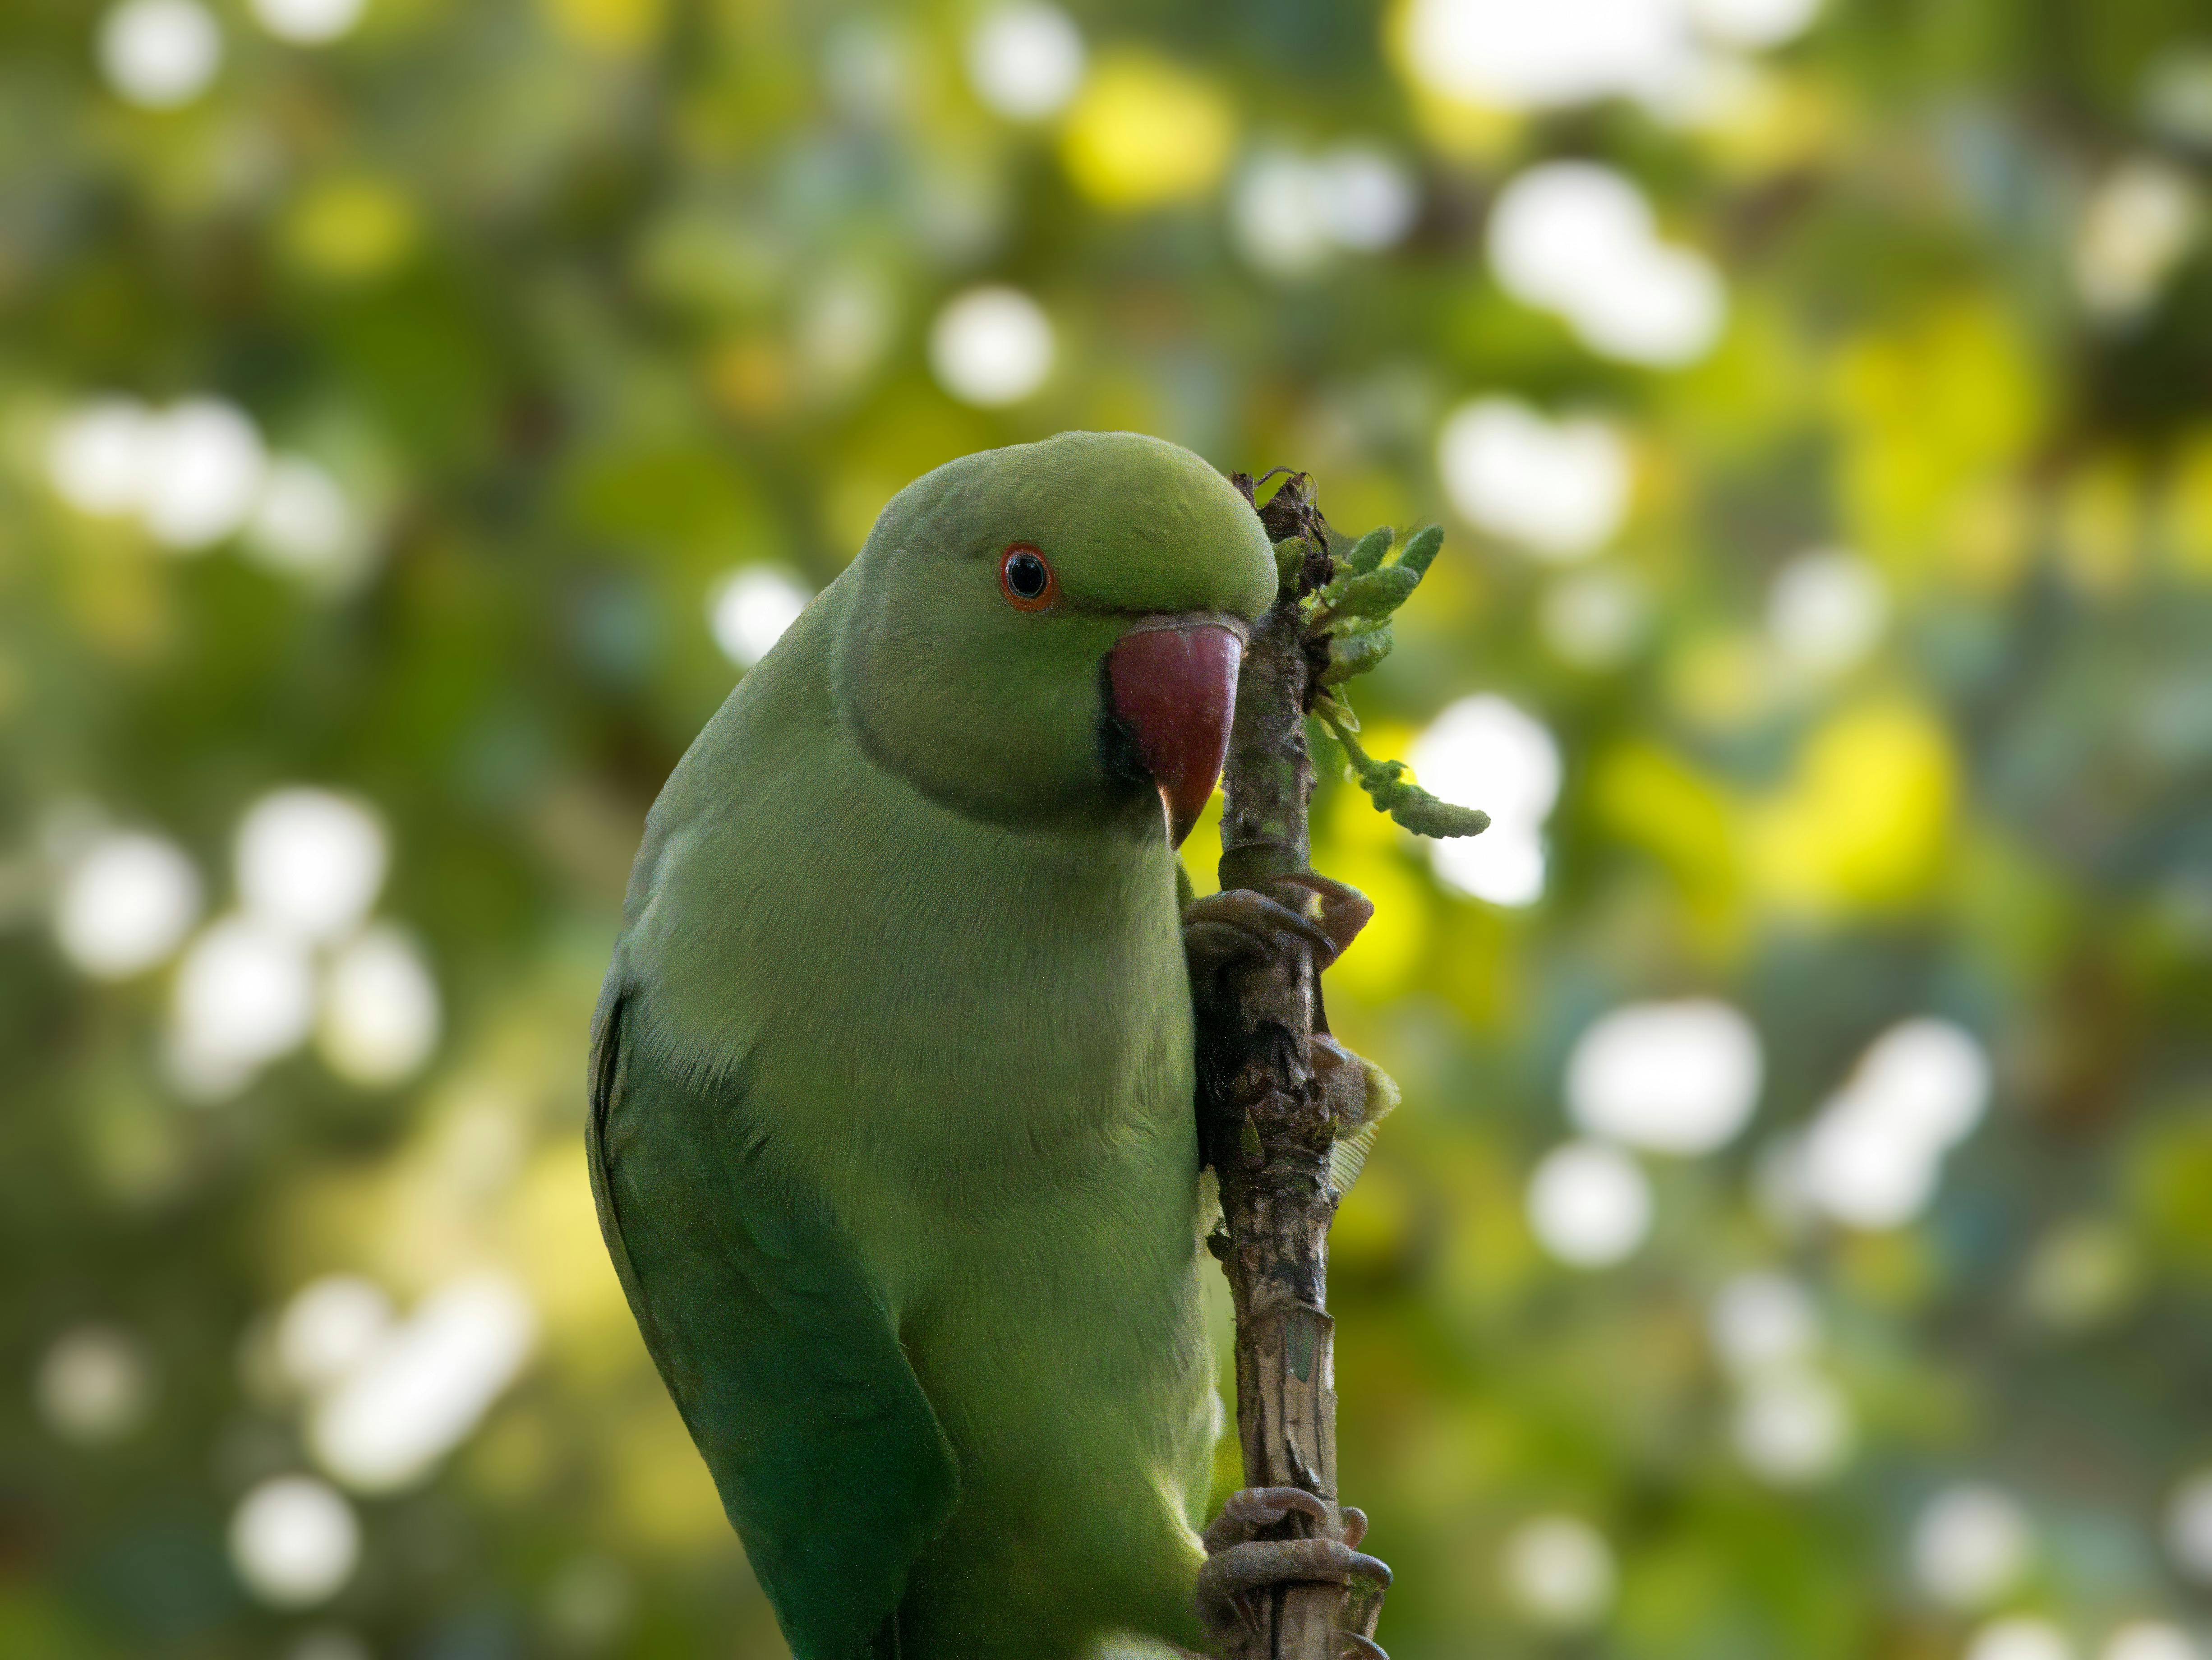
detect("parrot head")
[830,431,1277,845]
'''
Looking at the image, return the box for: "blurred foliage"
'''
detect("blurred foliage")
[5,0,2212,1657]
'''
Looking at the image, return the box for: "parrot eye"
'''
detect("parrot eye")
[1000,545,1056,611]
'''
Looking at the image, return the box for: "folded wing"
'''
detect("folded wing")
[588,992,960,1660]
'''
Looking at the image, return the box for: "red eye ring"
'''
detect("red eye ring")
[999,544,1057,612]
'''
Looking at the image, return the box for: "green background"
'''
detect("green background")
[6,0,2212,1656]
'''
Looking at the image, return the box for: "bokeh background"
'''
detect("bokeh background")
[7,0,2212,1655]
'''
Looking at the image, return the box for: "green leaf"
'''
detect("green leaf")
[1340,526,1393,576]
[1396,525,1444,579]
[1320,624,1393,684]
[1312,696,1488,840]
[1322,566,1419,624]
[1386,793,1491,838]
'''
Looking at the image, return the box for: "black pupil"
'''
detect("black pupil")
[1006,552,1047,599]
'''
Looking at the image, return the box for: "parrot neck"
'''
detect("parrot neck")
[617,586,1196,1219]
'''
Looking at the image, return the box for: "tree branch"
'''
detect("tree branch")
[1199,473,1373,1660]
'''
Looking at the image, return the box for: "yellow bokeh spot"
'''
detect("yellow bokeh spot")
[1835,1226,1936,1310]
[1325,779,1395,853]
[502,1144,635,1374]
[1324,719,1419,853]
[1177,788,1227,898]
[1059,53,1234,210]
[1323,850,1428,1005]
[1945,479,2033,591]
[1664,629,1772,731]
[1590,741,1737,902]
[1693,68,1848,179]
[540,0,663,54]
[461,1402,555,1503]
[2163,429,2212,580]
[284,179,419,282]
[609,1388,737,1550]
[705,335,792,423]
[1747,701,1957,916]
[2056,452,2143,594]
[1330,1152,1415,1272]
[1318,475,1419,553]
[1831,302,2043,570]
[1400,84,1520,161]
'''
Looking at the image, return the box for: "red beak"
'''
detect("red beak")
[1106,621,1243,848]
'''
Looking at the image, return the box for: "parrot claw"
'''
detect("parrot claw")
[1200,1485,1329,1552]
[1183,872,1373,981]
[1272,871,1376,961]
[1196,1486,1391,1659]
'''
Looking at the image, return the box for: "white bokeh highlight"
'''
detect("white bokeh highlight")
[236,789,388,945]
[250,0,367,45]
[169,916,318,1095]
[965,4,1085,120]
[795,270,899,393]
[1488,161,1726,366]
[142,399,269,551]
[1410,694,1562,906]
[1230,146,1419,276]
[2074,161,2202,320]
[36,1325,154,1444]
[317,925,441,1087]
[1968,1619,2075,1660]
[53,831,202,980]
[310,1273,537,1494]
[1502,1514,1616,1628]
[1398,0,1820,112]
[247,456,359,580]
[1709,1271,1848,1482]
[1437,398,1630,560]
[229,1476,359,1608]
[1732,1369,1849,1483]
[929,286,1055,407]
[1691,0,1822,49]
[46,397,365,582]
[2166,1468,2212,1584]
[2102,1625,2199,1660]
[277,1277,395,1393]
[1528,1140,1653,1267]
[1800,1019,1993,1229]
[709,567,812,669]
[1541,570,1648,668]
[47,398,157,515]
[1913,1484,2032,1609]
[100,0,222,108]
[1565,999,1763,1154]
[1313,147,1421,250]
[1768,548,1888,677]
[1709,1271,1818,1375]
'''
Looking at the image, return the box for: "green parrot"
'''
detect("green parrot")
[587,431,1387,1660]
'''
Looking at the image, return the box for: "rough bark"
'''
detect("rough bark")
[1198,475,1381,1660]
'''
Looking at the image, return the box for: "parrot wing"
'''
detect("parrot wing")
[588,991,960,1660]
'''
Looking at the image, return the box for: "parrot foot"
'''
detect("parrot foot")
[1184,872,1373,978]
[1197,1486,1390,1660]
